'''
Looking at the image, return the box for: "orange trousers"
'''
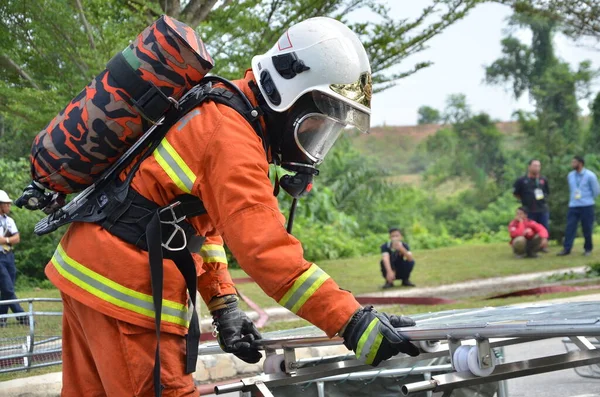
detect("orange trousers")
[60,293,199,397]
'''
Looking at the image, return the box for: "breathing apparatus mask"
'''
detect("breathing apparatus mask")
[264,88,369,232]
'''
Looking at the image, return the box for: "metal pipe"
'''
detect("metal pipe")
[214,381,245,394]
[401,380,437,395]
[316,381,325,397]
[313,364,452,383]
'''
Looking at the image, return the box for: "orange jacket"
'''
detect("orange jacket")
[46,70,360,338]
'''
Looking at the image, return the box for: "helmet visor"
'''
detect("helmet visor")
[294,113,346,164]
[312,91,370,133]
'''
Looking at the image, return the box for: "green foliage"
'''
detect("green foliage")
[587,92,600,153]
[496,0,600,39]
[422,95,506,186]
[417,106,442,125]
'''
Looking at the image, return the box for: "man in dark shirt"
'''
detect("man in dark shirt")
[380,228,416,289]
[513,159,550,237]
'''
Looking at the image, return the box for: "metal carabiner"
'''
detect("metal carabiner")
[158,201,187,251]
[162,223,187,251]
[159,201,186,224]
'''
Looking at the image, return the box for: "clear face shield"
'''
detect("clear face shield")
[293,89,370,164]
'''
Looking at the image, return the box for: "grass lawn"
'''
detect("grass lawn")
[229,237,600,309]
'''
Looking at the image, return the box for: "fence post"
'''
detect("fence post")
[26,300,34,371]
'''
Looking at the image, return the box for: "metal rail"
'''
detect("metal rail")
[0,297,63,374]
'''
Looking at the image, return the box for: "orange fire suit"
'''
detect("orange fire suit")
[46,70,361,395]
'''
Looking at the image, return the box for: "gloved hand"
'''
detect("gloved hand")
[15,181,49,210]
[211,295,262,363]
[342,306,419,366]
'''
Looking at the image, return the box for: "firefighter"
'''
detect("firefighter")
[45,17,419,396]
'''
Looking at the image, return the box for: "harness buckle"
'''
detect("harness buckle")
[159,202,187,252]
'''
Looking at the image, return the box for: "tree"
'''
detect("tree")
[423,95,505,186]
[443,93,471,124]
[417,106,442,125]
[0,0,480,158]
[495,0,600,40]
[485,11,595,240]
[588,92,600,152]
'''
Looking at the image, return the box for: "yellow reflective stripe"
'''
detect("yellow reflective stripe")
[200,244,227,264]
[356,318,379,360]
[52,245,188,326]
[153,138,196,193]
[278,264,330,314]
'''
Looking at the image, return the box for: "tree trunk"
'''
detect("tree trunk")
[161,0,181,17]
[0,54,41,90]
[180,0,220,28]
[74,0,96,50]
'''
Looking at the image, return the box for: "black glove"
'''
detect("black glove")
[342,306,419,366]
[14,181,66,213]
[15,181,49,210]
[211,295,262,363]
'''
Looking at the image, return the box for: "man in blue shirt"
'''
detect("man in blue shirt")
[557,156,600,256]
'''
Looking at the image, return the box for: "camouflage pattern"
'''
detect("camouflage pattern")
[31,16,213,193]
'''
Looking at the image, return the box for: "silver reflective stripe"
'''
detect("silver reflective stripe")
[177,109,201,131]
[155,143,195,192]
[279,265,330,313]
[201,249,225,258]
[53,249,188,323]
[359,319,381,362]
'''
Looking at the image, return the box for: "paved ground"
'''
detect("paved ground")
[505,338,600,397]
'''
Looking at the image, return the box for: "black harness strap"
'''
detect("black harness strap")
[106,51,174,123]
[94,81,264,397]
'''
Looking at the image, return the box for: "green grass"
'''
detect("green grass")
[230,238,600,309]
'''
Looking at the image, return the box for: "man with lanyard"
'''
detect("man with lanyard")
[558,156,600,256]
[0,190,26,327]
[513,159,550,238]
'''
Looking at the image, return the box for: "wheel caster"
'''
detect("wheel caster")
[467,345,495,377]
[452,345,470,372]
[419,340,441,353]
[263,354,285,374]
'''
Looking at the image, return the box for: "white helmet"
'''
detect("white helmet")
[252,17,372,166]
[0,190,12,203]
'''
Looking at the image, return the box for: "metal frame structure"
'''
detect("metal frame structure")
[200,302,600,397]
[0,298,63,373]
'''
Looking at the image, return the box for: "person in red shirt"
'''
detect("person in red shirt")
[508,207,549,258]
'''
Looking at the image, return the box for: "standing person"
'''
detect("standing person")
[0,190,26,327]
[380,228,416,288]
[558,156,600,256]
[513,159,550,235]
[508,207,549,258]
[21,18,419,396]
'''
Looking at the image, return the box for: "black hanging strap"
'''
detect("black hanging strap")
[106,51,174,123]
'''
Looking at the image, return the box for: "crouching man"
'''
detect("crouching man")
[509,207,549,258]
